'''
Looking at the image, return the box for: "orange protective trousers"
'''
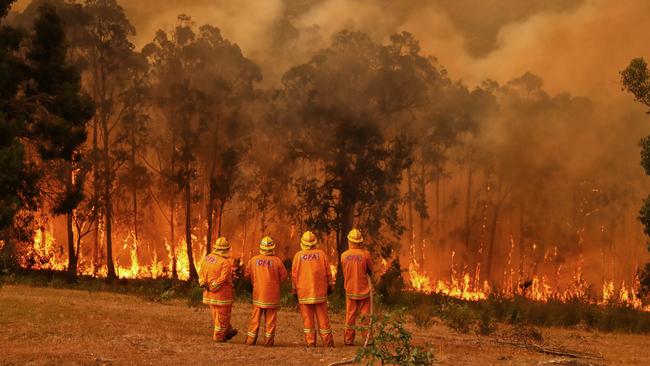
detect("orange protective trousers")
[299,303,334,347]
[344,297,371,345]
[210,304,233,342]
[245,306,278,346]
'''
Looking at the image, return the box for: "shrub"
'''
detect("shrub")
[186,283,204,308]
[356,311,435,366]
[376,260,404,305]
[438,303,476,334]
[0,268,15,288]
[409,303,436,329]
[476,305,496,335]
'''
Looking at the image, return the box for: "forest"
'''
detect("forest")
[1,0,650,311]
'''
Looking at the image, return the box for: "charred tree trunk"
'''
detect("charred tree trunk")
[170,133,178,279]
[206,119,220,254]
[336,192,356,293]
[102,108,117,281]
[217,200,225,238]
[206,194,214,254]
[185,174,198,281]
[518,201,526,284]
[407,167,415,264]
[65,163,78,281]
[485,201,502,280]
[464,162,473,266]
[130,130,139,244]
[92,117,100,274]
[66,213,77,281]
[170,193,177,279]
[418,161,427,266]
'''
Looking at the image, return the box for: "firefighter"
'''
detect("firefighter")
[244,236,288,346]
[291,231,335,347]
[341,228,373,346]
[198,237,238,342]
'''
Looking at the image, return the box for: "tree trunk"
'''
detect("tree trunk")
[170,194,177,279]
[206,194,214,254]
[336,194,356,293]
[185,175,198,281]
[418,161,426,266]
[92,117,100,275]
[65,163,78,281]
[464,162,473,266]
[407,167,415,264]
[485,201,502,280]
[518,201,526,284]
[102,110,116,281]
[206,119,220,254]
[131,130,139,244]
[217,200,225,238]
[66,212,77,281]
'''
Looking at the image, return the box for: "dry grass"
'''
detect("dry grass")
[0,285,649,365]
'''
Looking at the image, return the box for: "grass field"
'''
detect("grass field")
[1,284,649,365]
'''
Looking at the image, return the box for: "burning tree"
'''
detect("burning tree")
[281,30,414,275]
[621,58,650,297]
[0,1,93,275]
[81,0,138,281]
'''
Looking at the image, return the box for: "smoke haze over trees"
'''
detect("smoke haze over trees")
[1,0,649,297]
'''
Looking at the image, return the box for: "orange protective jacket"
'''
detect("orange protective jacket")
[198,253,234,306]
[291,248,332,304]
[245,254,288,308]
[341,247,373,299]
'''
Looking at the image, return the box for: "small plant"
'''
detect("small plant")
[0,268,15,289]
[410,303,436,329]
[376,260,405,305]
[355,311,435,366]
[477,307,496,335]
[438,303,476,334]
[502,323,544,345]
[186,283,204,308]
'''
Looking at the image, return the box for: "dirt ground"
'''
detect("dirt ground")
[0,285,649,365]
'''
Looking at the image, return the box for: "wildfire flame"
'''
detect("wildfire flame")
[408,261,650,311]
[15,226,650,312]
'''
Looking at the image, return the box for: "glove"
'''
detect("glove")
[327,285,334,295]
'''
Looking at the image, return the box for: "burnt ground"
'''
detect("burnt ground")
[0,284,648,365]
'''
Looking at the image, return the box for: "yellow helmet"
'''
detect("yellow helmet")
[347,228,364,244]
[213,237,230,251]
[300,231,318,248]
[260,236,275,251]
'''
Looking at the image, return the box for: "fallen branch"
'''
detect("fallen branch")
[537,359,599,366]
[494,339,604,361]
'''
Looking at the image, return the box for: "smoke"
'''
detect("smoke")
[12,0,649,100]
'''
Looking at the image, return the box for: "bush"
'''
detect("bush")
[438,303,476,334]
[356,311,435,366]
[409,303,436,329]
[639,263,650,299]
[0,268,15,288]
[186,282,204,308]
[376,260,404,305]
[476,305,496,335]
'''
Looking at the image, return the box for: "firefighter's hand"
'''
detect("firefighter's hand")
[327,285,334,295]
